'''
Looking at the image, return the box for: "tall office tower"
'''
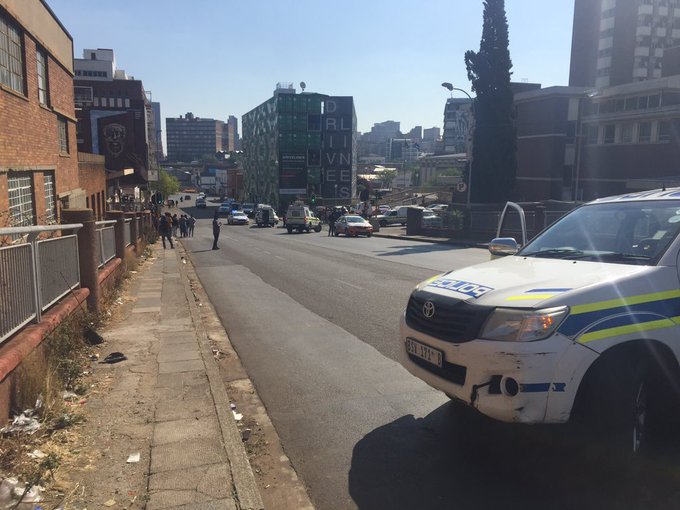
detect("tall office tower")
[570,0,680,88]
[165,112,225,162]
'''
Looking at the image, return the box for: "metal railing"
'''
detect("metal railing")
[0,224,82,344]
[96,220,117,268]
[123,218,132,246]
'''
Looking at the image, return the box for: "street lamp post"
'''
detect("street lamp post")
[334,184,338,208]
[442,82,475,205]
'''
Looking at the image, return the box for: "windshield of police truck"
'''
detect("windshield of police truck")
[519,201,680,264]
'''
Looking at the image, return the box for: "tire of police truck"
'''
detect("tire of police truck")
[574,353,659,469]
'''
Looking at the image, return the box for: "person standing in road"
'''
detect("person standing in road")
[328,209,337,237]
[159,212,174,249]
[212,211,221,250]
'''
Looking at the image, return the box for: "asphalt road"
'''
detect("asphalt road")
[179,209,680,510]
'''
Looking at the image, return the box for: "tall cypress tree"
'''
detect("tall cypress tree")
[464,0,517,203]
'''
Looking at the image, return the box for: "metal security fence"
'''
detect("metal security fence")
[96,220,116,267]
[0,224,82,344]
[123,218,132,246]
[37,235,80,311]
[0,243,36,342]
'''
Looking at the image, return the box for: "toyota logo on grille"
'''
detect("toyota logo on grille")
[422,301,435,318]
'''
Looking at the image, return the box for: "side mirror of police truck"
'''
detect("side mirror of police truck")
[488,237,520,258]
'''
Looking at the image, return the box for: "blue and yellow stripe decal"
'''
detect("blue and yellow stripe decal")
[558,289,680,343]
[505,288,572,302]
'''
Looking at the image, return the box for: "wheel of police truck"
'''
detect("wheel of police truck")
[315,224,322,233]
[287,226,293,234]
[574,351,663,471]
[306,225,311,233]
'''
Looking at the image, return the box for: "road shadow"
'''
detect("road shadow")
[373,243,465,257]
[178,206,217,219]
[348,402,680,510]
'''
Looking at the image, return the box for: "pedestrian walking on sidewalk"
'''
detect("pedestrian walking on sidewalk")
[212,211,221,250]
[171,214,179,238]
[187,216,196,236]
[159,212,174,249]
[179,214,187,237]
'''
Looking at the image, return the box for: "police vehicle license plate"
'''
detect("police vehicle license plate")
[406,338,443,368]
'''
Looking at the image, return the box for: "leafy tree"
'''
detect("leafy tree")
[464,0,517,203]
[158,169,180,198]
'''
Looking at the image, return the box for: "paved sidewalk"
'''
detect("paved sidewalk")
[78,245,264,509]
[149,247,263,509]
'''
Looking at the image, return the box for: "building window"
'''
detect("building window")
[658,121,672,142]
[44,172,56,223]
[639,121,652,142]
[0,12,25,94]
[586,125,599,145]
[36,49,48,105]
[58,117,69,153]
[8,173,35,227]
[621,123,634,143]
[604,124,616,144]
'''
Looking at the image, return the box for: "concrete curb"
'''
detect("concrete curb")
[175,247,265,510]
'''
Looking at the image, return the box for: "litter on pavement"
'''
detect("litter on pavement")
[100,352,127,364]
[126,452,141,463]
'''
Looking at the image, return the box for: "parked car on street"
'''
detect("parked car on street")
[422,212,443,228]
[334,215,374,237]
[195,197,207,208]
[429,204,449,212]
[243,203,256,217]
[378,205,392,214]
[227,211,249,225]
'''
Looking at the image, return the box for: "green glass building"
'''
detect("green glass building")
[242,86,356,211]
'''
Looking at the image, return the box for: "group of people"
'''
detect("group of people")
[156,212,197,249]
[326,206,348,237]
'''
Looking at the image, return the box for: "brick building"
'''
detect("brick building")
[74,48,156,188]
[0,0,84,227]
[77,152,107,220]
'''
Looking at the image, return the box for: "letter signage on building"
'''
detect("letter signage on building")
[321,97,356,200]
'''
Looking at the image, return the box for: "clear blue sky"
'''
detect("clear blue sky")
[49,0,575,135]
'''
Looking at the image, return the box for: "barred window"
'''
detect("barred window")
[8,173,35,227]
[58,117,69,153]
[0,12,24,94]
[36,49,48,105]
[44,172,56,223]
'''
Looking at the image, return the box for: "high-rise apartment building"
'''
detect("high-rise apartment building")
[165,112,225,162]
[442,98,472,154]
[226,115,239,152]
[152,102,163,161]
[570,0,680,88]
[242,84,356,209]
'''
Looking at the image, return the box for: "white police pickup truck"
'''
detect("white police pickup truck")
[401,190,680,460]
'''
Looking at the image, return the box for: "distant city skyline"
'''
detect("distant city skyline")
[48,0,575,135]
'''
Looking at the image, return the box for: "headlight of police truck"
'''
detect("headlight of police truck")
[480,306,568,342]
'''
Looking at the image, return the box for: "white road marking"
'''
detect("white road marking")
[334,279,363,290]
[263,250,271,255]
[275,255,285,261]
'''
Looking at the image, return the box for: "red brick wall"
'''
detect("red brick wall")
[78,153,107,220]
[0,11,80,225]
